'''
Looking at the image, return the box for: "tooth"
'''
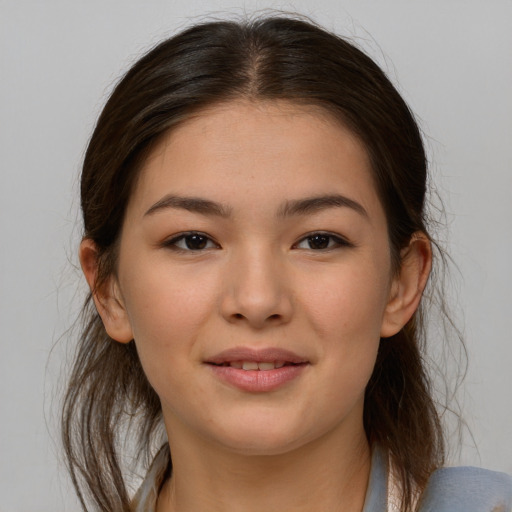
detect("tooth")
[275,361,285,368]
[242,361,259,370]
[230,361,243,369]
[258,362,276,371]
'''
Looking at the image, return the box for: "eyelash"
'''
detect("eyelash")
[163,232,219,252]
[293,232,354,251]
[163,231,353,252]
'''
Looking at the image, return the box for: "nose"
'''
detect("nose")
[220,247,293,329]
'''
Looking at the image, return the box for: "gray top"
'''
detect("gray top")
[133,444,512,511]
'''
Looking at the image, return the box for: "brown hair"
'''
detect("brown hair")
[63,15,446,511]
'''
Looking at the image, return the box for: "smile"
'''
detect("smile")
[206,347,309,392]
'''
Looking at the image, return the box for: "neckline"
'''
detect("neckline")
[134,444,391,512]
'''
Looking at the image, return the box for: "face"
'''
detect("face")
[109,101,401,456]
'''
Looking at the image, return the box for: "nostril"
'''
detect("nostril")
[231,312,281,322]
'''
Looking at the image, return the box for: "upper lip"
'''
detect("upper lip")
[205,346,308,365]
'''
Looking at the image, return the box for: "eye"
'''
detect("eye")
[164,232,219,251]
[294,232,352,250]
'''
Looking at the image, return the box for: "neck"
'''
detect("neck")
[156,427,371,512]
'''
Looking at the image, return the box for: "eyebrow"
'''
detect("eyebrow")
[278,194,368,219]
[144,193,368,219]
[144,195,232,218]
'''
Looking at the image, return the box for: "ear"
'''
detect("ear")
[380,232,432,338]
[79,238,134,344]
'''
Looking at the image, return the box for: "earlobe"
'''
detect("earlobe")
[79,239,134,344]
[380,233,432,338]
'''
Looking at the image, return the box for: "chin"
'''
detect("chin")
[207,413,318,457]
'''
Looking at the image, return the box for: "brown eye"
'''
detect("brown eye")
[294,232,352,250]
[165,232,218,251]
[307,234,331,249]
[184,234,209,250]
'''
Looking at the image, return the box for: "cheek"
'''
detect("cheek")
[119,262,220,384]
[299,258,391,398]
[301,260,391,343]
[123,260,218,333]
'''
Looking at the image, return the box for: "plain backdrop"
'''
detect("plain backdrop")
[1,1,511,510]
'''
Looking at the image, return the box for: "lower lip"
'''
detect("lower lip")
[207,364,308,392]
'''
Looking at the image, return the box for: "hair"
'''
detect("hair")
[63,15,448,512]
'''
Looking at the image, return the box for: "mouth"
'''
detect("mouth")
[205,347,309,392]
[209,360,304,370]
[205,346,309,367]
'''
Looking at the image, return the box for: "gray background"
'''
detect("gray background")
[1,0,511,510]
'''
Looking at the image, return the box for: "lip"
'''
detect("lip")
[205,346,309,393]
[206,346,308,365]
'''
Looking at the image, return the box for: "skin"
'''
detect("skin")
[81,100,431,512]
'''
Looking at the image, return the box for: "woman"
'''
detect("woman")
[63,15,512,512]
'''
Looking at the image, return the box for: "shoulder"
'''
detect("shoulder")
[418,465,512,512]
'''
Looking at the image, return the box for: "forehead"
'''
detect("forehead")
[127,100,382,220]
